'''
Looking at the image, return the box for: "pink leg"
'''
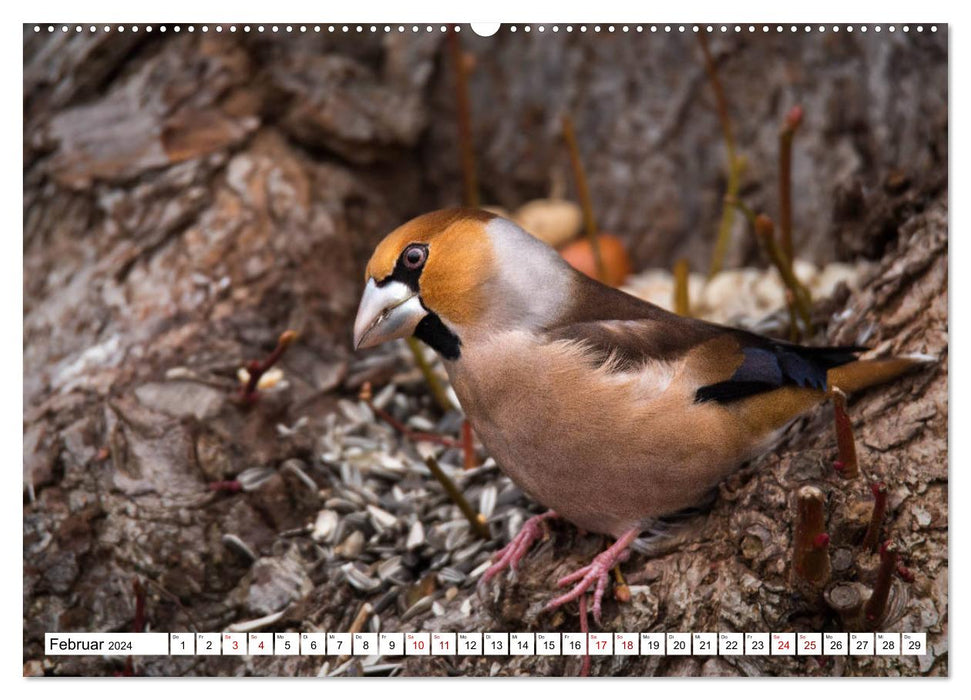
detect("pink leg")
[545,527,640,624]
[482,510,558,584]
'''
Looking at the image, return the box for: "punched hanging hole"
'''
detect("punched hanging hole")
[470,23,501,37]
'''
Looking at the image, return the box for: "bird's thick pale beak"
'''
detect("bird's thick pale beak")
[353,278,427,350]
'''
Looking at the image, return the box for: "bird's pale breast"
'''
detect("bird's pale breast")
[445,330,791,538]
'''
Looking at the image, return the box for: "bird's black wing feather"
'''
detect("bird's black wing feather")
[694,341,864,403]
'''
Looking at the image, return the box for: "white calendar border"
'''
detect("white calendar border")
[8,0,960,697]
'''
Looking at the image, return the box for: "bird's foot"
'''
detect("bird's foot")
[481,509,558,584]
[545,527,640,625]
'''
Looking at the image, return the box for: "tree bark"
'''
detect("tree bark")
[23,26,947,677]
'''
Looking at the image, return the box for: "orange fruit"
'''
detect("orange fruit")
[560,233,632,287]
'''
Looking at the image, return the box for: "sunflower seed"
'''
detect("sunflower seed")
[237,466,276,491]
[221,534,256,563]
[445,523,470,551]
[343,435,379,450]
[506,511,524,540]
[227,609,286,633]
[453,541,483,563]
[362,663,401,676]
[339,490,365,507]
[401,594,434,621]
[631,537,662,556]
[276,416,309,437]
[368,505,397,532]
[340,463,363,490]
[341,562,381,592]
[372,589,398,615]
[478,485,497,520]
[342,511,370,529]
[372,383,396,410]
[425,524,448,550]
[164,366,195,380]
[335,530,365,559]
[281,459,317,492]
[497,481,524,506]
[338,399,369,426]
[438,567,466,585]
[468,559,491,580]
[407,414,435,433]
[326,658,354,677]
[406,521,425,550]
[312,510,339,542]
[377,556,404,582]
[355,486,381,506]
[324,498,359,514]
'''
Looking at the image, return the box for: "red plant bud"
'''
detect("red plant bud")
[785,105,804,131]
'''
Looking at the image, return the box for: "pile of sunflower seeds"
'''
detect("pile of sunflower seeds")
[304,345,541,675]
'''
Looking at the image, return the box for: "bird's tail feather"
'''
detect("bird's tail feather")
[827,353,936,394]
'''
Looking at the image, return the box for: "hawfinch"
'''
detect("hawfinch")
[353,208,928,622]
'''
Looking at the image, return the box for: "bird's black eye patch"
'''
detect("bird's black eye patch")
[379,243,429,292]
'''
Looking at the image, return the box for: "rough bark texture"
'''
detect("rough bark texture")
[23,25,947,677]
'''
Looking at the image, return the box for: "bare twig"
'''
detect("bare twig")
[119,579,147,676]
[335,602,374,665]
[462,419,477,470]
[753,215,814,333]
[778,105,804,267]
[698,34,744,278]
[729,198,804,338]
[238,330,297,405]
[673,258,691,316]
[578,594,591,677]
[562,114,605,283]
[424,455,490,539]
[864,541,898,627]
[406,337,457,413]
[349,602,373,635]
[725,195,756,227]
[448,26,479,208]
[612,565,631,604]
[360,382,462,448]
[862,482,889,552]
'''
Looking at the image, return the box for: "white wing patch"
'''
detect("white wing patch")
[546,334,683,401]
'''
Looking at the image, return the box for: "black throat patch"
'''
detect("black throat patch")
[414,311,462,361]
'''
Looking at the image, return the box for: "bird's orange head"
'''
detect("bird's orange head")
[354,207,573,360]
